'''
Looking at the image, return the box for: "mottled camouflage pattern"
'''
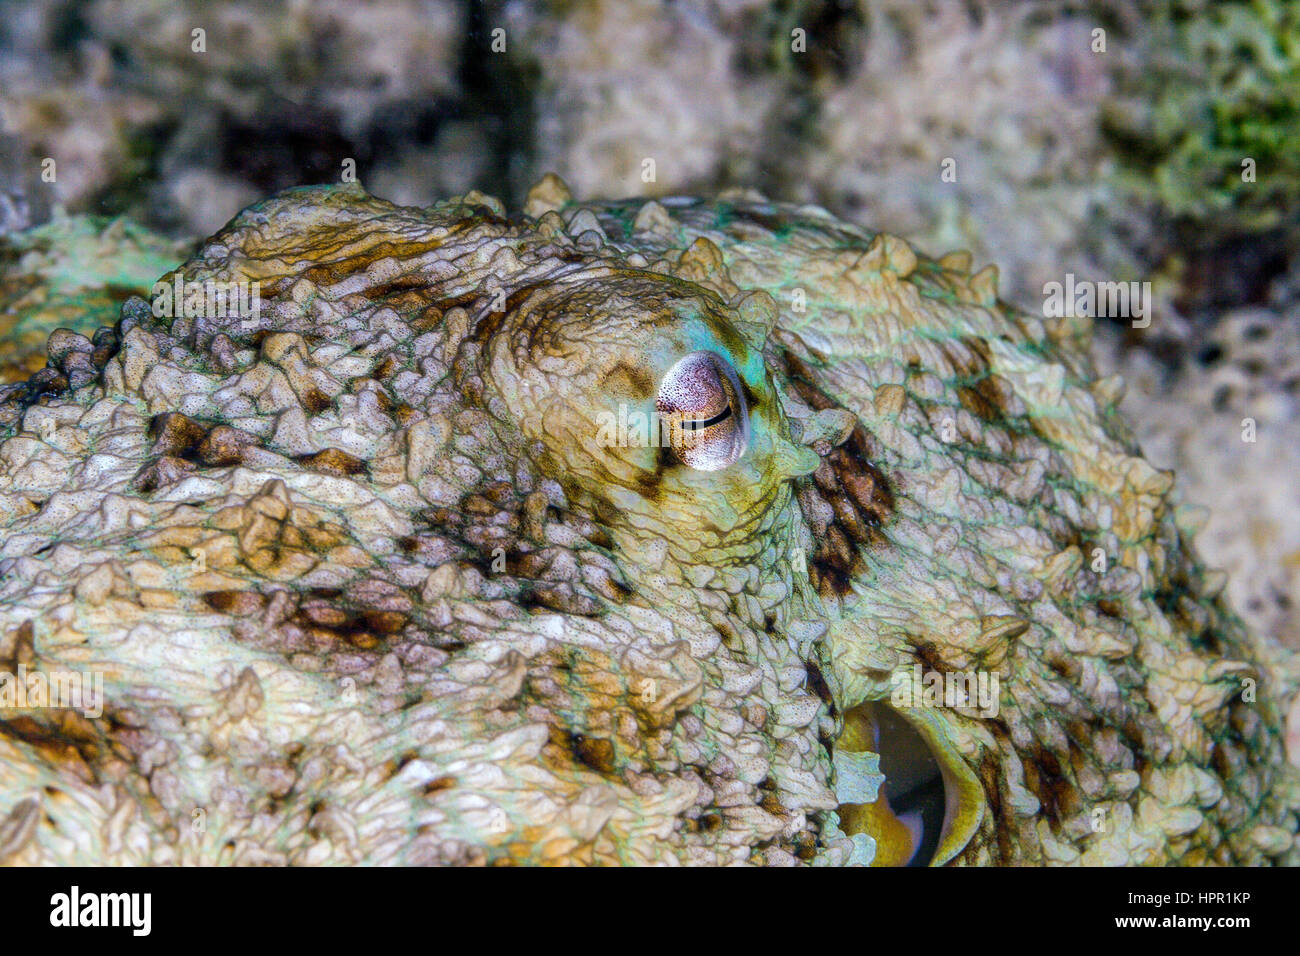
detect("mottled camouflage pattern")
[0,179,1295,865]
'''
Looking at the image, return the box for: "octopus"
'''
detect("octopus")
[0,175,1295,865]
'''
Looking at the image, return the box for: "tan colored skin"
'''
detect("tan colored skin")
[0,178,1295,865]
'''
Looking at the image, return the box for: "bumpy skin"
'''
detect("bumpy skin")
[0,179,1296,866]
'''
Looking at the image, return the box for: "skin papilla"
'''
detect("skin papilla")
[0,178,1296,866]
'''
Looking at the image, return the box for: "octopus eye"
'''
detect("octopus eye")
[835,702,985,867]
[837,703,946,866]
[656,350,750,471]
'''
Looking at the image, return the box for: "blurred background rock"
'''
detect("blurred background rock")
[1,0,1297,650]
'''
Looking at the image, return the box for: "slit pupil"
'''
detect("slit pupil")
[683,404,732,431]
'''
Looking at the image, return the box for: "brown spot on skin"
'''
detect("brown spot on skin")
[464,523,518,558]
[588,571,634,604]
[569,732,616,775]
[804,662,834,713]
[1045,648,1083,683]
[778,349,834,412]
[1022,747,1080,829]
[940,337,991,379]
[424,776,456,795]
[632,450,668,504]
[507,549,551,579]
[759,793,785,816]
[198,425,256,466]
[360,609,409,634]
[290,229,482,289]
[322,627,380,650]
[202,590,268,615]
[301,387,332,415]
[776,347,895,598]
[363,274,435,303]
[0,620,36,677]
[0,706,148,790]
[711,617,744,652]
[977,750,1013,865]
[133,456,197,492]
[148,412,208,457]
[370,388,395,418]
[256,277,292,300]
[810,524,859,598]
[284,586,412,651]
[295,448,368,477]
[535,723,616,780]
[460,494,498,517]
[391,289,447,315]
[524,583,601,616]
[381,751,420,781]
[912,641,947,675]
[420,506,463,531]
[1097,598,1125,619]
[956,385,1000,424]
[220,575,428,666]
[26,368,68,398]
[794,834,818,861]
[837,447,894,524]
[816,430,894,539]
[482,480,515,505]
[972,373,1018,417]
[431,289,486,314]
[1065,736,1093,786]
[0,715,99,785]
[963,335,994,369]
[468,280,564,347]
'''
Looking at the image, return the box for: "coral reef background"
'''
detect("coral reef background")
[1,0,1298,664]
